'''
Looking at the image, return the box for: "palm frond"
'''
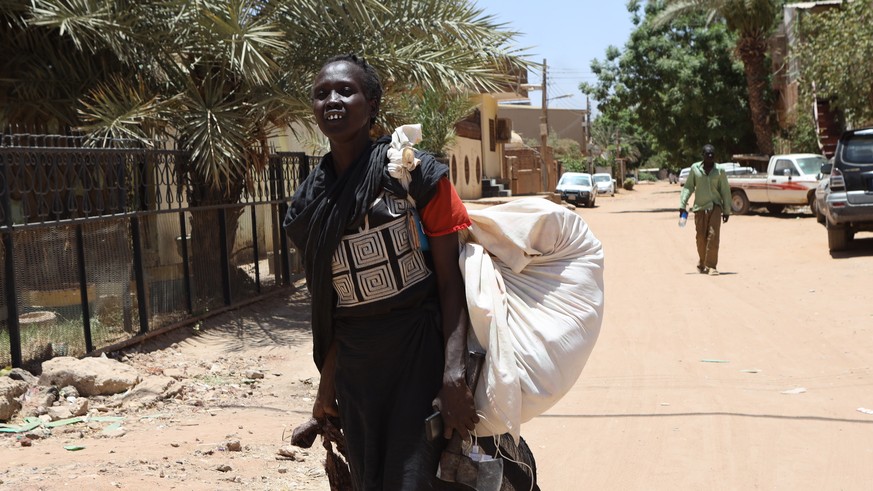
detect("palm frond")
[177,72,252,188]
[197,0,287,85]
[77,74,164,147]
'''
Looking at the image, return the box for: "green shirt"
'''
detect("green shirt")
[679,161,731,215]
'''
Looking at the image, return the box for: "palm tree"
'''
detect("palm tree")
[654,0,780,155]
[3,0,528,282]
[4,0,527,182]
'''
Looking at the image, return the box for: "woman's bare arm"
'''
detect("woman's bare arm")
[429,231,478,439]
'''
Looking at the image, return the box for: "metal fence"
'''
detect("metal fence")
[0,135,312,370]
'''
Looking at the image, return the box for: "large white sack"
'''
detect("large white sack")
[460,197,604,439]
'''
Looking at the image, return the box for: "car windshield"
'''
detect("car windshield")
[796,156,828,175]
[561,175,591,186]
[842,132,873,165]
[593,175,610,183]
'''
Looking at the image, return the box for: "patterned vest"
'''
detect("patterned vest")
[331,190,433,315]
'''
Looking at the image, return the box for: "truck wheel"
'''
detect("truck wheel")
[766,204,785,214]
[731,190,750,215]
[826,218,850,252]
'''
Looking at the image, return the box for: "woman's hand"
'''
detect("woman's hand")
[313,342,339,421]
[433,371,479,440]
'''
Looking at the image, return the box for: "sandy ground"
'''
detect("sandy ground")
[2,181,872,490]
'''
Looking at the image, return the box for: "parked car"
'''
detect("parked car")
[819,127,873,252]
[813,171,829,224]
[592,173,615,196]
[727,153,825,214]
[556,172,596,207]
[678,166,693,186]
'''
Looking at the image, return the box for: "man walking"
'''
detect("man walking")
[679,144,731,276]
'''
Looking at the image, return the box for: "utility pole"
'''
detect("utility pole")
[539,59,549,192]
[583,95,591,174]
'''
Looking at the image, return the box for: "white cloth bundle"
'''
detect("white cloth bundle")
[386,124,422,193]
[460,198,604,439]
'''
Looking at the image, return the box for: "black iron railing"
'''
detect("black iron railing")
[0,136,315,370]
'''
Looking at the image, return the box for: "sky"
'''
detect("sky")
[472,0,637,112]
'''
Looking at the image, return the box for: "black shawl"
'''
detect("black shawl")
[283,137,449,370]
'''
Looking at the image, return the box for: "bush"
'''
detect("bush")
[638,172,657,182]
[623,177,635,190]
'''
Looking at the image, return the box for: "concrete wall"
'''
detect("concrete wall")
[498,106,587,147]
[505,147,543,196]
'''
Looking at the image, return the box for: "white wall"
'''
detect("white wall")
[447,137,483,200]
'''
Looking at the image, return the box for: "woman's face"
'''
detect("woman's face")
[311,61,377,145]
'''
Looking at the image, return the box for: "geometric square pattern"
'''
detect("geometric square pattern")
[347,232,387,269]
[398,251,429,285]
[331,190,432,308]
[356,263,397,301]
[385,193,411,216]
[389,220,411,256]
[332,244,349,274]
[333,273,357,304]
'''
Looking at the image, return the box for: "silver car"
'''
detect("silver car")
[556,172,596,207]
[592,173,615,196]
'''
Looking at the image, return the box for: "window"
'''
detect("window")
[773,160,798,176]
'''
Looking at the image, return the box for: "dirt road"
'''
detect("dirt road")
[522,181,873,490]
[2,181,872,490]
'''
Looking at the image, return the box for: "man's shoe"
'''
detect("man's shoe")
[697,264,707,274]
[708,268,719,276]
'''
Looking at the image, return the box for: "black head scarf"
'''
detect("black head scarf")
[283,137,448,370]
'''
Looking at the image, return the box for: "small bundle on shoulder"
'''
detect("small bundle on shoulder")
[460,197,604,440]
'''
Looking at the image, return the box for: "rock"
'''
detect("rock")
[121,376,180,409]
[102,426,126,438]
[46,406,73,421]
[20,437,32,447]
[216,464,232,472]
[276,445,301,461]
[70,397,89,417]
[244,370,264,380]
[19,386,59,416]
[8,368,38,385]
[59,386,80,398]
[0,378,28,421]
[163,368,185,380]
[224,439,242,452]
[39,357,140,396]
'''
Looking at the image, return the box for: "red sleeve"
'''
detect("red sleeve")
[419,177,472,237]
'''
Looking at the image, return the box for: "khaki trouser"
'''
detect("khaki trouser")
[694,205,723,269]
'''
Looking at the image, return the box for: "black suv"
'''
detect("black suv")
[820,127,873,252]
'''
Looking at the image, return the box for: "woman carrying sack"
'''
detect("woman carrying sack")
[284,54,538,490]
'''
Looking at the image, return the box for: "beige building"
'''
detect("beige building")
[497,105,588,148]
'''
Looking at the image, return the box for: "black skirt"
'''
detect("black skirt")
[334,301,447,490]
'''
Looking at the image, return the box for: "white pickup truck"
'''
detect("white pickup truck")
[728,153,828,214]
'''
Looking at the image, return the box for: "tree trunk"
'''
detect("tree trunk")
[186,173,245,306]
[737,33,774,156]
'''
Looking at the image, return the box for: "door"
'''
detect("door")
[768,159,805,204]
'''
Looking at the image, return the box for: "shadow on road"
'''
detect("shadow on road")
[684,271,738,276]
[136,287,313,355]
[612,207,677,214]
[743,209,813,220]
[830,236,873,259]
[539,411,873,425]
